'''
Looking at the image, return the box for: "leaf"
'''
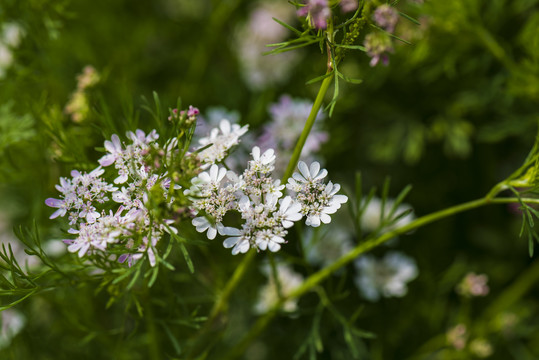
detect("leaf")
[161,322,183,355]
[264,39,320,55]
[390,184,413,217]
[271,17,303,36]
[381,177,392,223]
[336,71,363,84]
[179,243,195,274]
[147,266,159,288]
[333,44,367,52]
[305,71,334,85]
[529,231,535,257]
[399,11,421,25]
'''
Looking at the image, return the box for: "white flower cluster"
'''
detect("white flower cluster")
[196,119,248,168]
[0,308,25,350]
[187,149,347,255]
[0,22,24,79]
[46,110,347,263]
[254,262,304,314]
[258,95,328,176]
[286,161,348,227]
[46,129,179,266]
[354,251,418,302]
[235,1,301,90]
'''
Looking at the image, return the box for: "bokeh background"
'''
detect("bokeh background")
[1,0,538,359]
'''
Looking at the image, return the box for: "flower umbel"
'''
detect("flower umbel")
[45,111,200,267]
[286,161,348,227]
[456,272,489,297]
[254,262,304,314]
[354,251,418,301]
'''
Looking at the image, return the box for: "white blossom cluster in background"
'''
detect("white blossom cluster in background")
[235,0,302,90]
[200,95,328,176]
[196,119,248,169]
[0,22,24,78]
[354,251,418,301]
[45,125,185,267]
[254,262,304,314]
[258,95,328,176]
[0,308,25,350]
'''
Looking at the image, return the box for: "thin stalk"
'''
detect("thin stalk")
[282,72,334,182]
[207,250,256,322]
[268,253,284,299]
[187,251,256,359]
[144,291,161,360]
[223,196,539,359]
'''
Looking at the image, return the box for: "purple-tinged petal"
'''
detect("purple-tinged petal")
[45,198,63,208]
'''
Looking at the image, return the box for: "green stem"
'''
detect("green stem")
[268,253,284,300]
[282,72,335,182]
[187,251,256,359]
[223,196,539,359]
[207,250,256,322]
[144,291,161,360]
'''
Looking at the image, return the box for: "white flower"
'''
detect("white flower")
[98,129,161,184]
[197,119,249,167]
[289,161,328,189]
[99,134,123,166]
[258,95,328,176]
[286,161,347,227]
[221,194,301,254]
[254,263,304,314]
[47,128,179,267]
[45,166,117,225]
[197,163,227,185]
[0,309,26,350]
[277,196,302,228]
[249,146,276,173]
[0,22,25,79]
[186,164,236,240]
[127,129,159,146]
[65,210,127,257]
[2,22,24,47]
[354,251,418,301]
[192,216,225,240]
[222,226,251,255]
[235,1,302,90]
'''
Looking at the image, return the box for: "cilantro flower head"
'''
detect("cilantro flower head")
[286,161,348,227]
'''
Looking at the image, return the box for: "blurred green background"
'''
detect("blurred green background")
[0,0,538,359]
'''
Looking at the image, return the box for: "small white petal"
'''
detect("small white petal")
[223,237,240,248]
[268,241,281,252]
[298,161,309,179]
[320,213,332,224]
[306,215,321,227]
[207,226,217,240]
[309,162,320,178]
